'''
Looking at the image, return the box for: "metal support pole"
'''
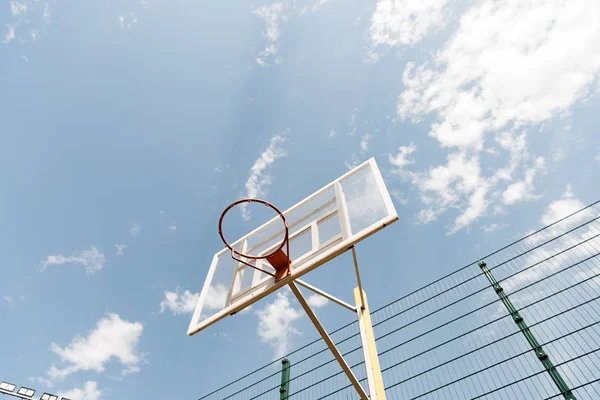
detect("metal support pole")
[355,287,387,400]
[288,281,369,400]
[279,358,291,400]
[352,246,366,310]
[478,261,576,400]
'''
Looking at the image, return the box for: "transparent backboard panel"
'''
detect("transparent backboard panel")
[189,158,398,335]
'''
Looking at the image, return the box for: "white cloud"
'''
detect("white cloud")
[370,0,449,48]
[399,1,600,150]
[408,145,545,233]
[160,284,227,316]
[411,152,483,223]
[118,13,138,30]
[20,55,29,63]
[394,0,600,233]
[168,224,177,232]
[595,154,600,162]
[328,129,336,138]
[539,185,584,226]
[129,223,140,237]
[2,296,14,305]
[159,289,199,315]
[254,2,286,67]
[307,294,329,308]
[30,29,40,41]
[41,246,106,275]
[43,314,143,383]
[115,244,126,257]
[204,284,228,310]
[501,157,545,205]
[10,1,28,16]
[388,143,417,169]
[416,208,437,224]
[493,131,528,181]
[242,133,288,220]
[3,26,16,43]
[58,381,103,400]
[256,291,303,358]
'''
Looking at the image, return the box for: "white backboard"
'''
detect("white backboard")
[188,158,398,336]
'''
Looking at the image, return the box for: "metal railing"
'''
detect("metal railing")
[199,201,600,399]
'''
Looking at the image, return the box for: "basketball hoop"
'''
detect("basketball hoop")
[218,198,291,281]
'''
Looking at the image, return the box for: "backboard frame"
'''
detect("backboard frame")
[188,157,398,336]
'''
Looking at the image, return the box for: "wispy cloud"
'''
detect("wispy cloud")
[115,244,127,257]
[214,164,230,173]
[501,157,545,205]
[481,223,505,233]
[40,246,106,275]
[345,134,372,169]
[242,132,288,220]
[254,2,286,67]
[390,189,408,205]
[58,381,103,400]
[39,314,143,384]
[10,1,28,16]
[129,223,140,237]
[118,13,138,30]
[256,291,303,358]
[2,295,25,306]
[3,26,16,43]
[369,0,449,55]
[360,134,371,152]
[43,2,51,22]
[168,224,177,232]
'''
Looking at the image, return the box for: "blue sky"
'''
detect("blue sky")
[1,0,600,399]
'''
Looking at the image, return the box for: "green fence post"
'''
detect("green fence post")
[478,261,576,400]
[280,358,291,400]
